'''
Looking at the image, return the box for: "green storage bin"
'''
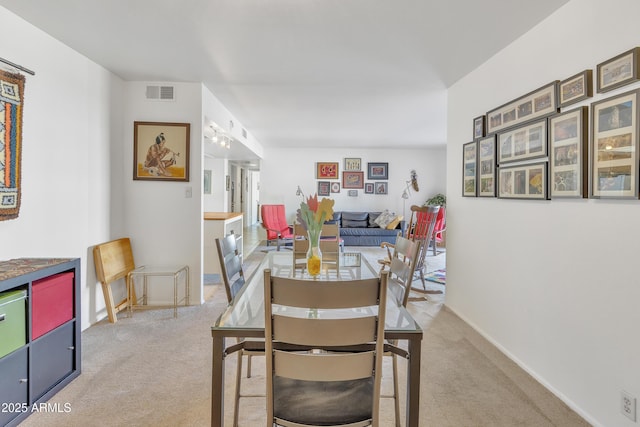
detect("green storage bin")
[0,289,27,358]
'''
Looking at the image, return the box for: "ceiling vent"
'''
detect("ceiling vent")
[145,85,175,101]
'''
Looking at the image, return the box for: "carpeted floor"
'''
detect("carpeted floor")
[19,246,589,427]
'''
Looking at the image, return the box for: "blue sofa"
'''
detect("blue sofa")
[331,211,405,246]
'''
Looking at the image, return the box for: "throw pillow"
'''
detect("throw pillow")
[374,210,396,228]
[386,215,403,230]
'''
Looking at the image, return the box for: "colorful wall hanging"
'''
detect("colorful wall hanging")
[0,70,25,221]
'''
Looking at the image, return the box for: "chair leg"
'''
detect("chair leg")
[234,351,243,427]
[392,354,401,427]
[247,354,252,378]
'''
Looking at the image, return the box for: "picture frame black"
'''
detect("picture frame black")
[317,181,330,196]
[486,81,558,135]
[498,161,548,200]
[549,107,588,199]
[590,89,640,199]
[596,47,640,93]
[477,135,496,197]
[473,115,486,139]
[367,162,388,180]
[364,183,374,194]
[497,118,548,165]
[559,70,593,108]
[374,182,388,194]
[462,141,477,197]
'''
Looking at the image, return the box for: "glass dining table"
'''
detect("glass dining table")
[210,251,423,427]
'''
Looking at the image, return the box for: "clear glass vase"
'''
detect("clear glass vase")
[306,229,322,277]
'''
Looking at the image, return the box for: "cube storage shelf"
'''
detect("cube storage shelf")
[0,258,81,427]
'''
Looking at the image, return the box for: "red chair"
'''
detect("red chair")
[430,206,446,255]
[260,204,293,250]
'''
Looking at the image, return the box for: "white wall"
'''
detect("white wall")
[447,1,640,425]
[260,147,446,231]
[0,7,120,330]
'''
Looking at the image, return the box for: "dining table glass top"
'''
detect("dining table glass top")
[212,251,421,334]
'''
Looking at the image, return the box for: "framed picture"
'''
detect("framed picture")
[374,182,388,194]
[549,107,588,198]
[498,162,548,200]
[559,70,593,107]
[367,162,388,180]
[203,169,212,194]
[473,115,486,139]
[596,47,640,93]
[462,141,477,197]
[344,157,361,171]
[590,89,640,199]
[486,81,558,134]
[342,171,364,189]
[316,162,339,179]
[225,175,230,191]
[477,135,496,197]
[348,190,358,197]
[364,183,374,194]
[497,118,548,165]
[330,182,340,193]
[318,181,330,196]
[133,121,190,181]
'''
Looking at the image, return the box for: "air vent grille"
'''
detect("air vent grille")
[145,85,175,101]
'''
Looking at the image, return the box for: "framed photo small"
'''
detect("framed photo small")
[133,121,190,181]
[597,47,640,93]
[497,119,548,165]
[342,171,364,189]
[477,135,496,197]
[348,190,358,197]
[462,141,477,197]
[498,162,548,200]
[330,182,340,193]
[549,107,588,198]
[364,183,374,194]
[590,89,640,199]
[344,157,361,171]
[374,182,388,194]
[316,162,339,179]
[559,70,593,107]
[367,162,388,180]
[473,116,485,139]
[318,181,330,197]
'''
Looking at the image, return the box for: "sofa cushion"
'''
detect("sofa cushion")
[374,210,397,228]
[342,212,369,228]
[368,212,381,227]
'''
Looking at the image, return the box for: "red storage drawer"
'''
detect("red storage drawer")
[32,272,74,339]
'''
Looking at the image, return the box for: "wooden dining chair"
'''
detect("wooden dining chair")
[379,235,421,427]
[215,234,263,427]
[292,223,341,271]
[264,269,389,427]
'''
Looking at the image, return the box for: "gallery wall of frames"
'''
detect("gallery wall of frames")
[315,159,389,197]
[464,46,640,200]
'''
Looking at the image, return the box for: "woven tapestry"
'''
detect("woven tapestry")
[0,70,25,221]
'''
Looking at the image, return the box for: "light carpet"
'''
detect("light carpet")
[19,246,589,426]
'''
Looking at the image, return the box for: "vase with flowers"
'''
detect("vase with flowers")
[296,193,334,277]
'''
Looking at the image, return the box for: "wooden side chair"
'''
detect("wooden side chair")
[429,206,446,255]
[264,269,390,427]
[93,237,189,323]
[292,223,341,271]
[215,234,263,427]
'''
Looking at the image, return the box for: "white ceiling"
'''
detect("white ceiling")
[1,0,569,156]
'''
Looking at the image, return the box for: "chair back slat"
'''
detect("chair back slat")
[271,278,380,309]
[215,235,245,302]
[274,350,374,381]
[273,316,377,346]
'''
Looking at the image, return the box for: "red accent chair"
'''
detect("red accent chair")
[260,204,294,250]
[430,206,446,255]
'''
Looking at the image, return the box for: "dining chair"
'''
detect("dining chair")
[264,269,389,427]
[260,204,294,250]
[429,206,446,256]
[215,234,263,427]
[378,235,421,427]
[292,222,341,271]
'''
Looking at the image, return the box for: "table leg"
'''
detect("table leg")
[406,336,421,427]
[211,335,225,427]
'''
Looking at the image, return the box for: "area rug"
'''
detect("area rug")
[424,269,446,285]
